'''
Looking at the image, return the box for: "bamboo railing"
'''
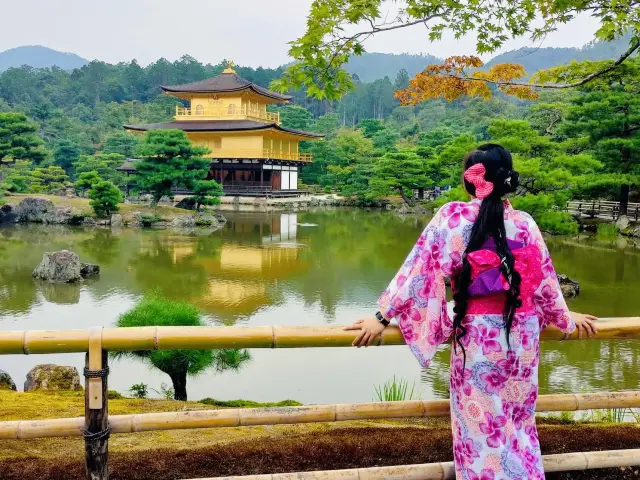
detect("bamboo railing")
[1,390,639,440]
[1,319,640,480]
[192,448,640,480]
[1,317,639,355]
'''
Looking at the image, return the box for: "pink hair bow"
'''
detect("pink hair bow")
[464,163,493,199]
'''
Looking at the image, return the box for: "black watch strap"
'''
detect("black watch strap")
[375,311,390,326]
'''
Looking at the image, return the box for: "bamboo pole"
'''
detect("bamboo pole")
[1,390,638,440]
[0,318,639,355]
[188,448,640,479]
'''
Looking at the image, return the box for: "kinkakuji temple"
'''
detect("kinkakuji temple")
[122,63,323,197]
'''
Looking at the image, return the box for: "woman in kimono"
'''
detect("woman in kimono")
[345,144,598,479]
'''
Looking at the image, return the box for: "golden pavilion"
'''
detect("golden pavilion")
[123,62,322,196]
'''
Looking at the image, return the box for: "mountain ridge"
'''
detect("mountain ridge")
[0,36,632,80]
[0,45,88,72]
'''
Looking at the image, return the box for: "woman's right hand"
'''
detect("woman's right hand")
[569,312,598,338]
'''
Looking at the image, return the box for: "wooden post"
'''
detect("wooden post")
[84,327,109,480]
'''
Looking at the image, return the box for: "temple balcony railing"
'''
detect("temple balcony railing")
[175,106,280,124]
[205,148,312,162]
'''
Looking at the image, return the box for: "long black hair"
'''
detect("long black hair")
[452,144,521,366]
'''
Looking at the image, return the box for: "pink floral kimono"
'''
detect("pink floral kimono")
[378,199,576,480]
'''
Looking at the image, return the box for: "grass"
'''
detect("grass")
[4,194,190,220]
[199,398,302,408]
[1,390,639,479]
[596,222,619,241]
[373,376,420,402]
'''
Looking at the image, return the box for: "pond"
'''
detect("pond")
[0,210,639,404]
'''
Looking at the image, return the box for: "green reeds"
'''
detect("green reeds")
[373,376,420,402]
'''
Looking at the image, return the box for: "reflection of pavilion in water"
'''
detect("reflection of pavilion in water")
[138,214,307,322]
[199,214,306,321]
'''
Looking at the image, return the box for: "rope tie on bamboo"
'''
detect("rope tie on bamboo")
[22,331,29,355]
[83,366,110,378]
[83,424,111,442]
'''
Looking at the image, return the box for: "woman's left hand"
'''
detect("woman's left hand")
[343,317,387,347]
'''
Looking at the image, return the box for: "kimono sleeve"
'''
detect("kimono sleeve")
[377,208,454,367]
[528,217,576,334]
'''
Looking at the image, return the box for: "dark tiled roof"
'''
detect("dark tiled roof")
[161,73,292,101]
[123,120,323,138]
[116,158,139,171]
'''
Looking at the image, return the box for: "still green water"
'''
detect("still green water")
[0,210,639,403]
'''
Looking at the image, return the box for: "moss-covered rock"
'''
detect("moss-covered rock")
[24,364,82,392]
[0,369,16,391]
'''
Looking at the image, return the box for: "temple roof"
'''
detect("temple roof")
[161,72,292,101]
[116,158,139,172]
[123,120,324,138]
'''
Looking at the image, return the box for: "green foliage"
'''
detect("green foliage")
[112,296,251,401]
[53,140,80,174]
[129,383,148,399]
[434,186,471,208]
[1,160,32,193]
[135,130,210,205]
[88,180,122,217]
[28,165,70,194]
[74,153,126,186]
[537,211,579,236]
[198,398,302,408]
[373,376,420,402]
[277,0,639,100]
[0,112,46,165]
[357,119,385,138]
[271,104,314,130]
[74,171,102,195]
[369,151,431,204]
[151,383,175,400]
[191,180,223,211]
[511,194,579,235]
[102,132,141,157]
[107,390,124,400]
[596,223,619,241]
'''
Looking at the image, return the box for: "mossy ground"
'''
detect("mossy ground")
[1,390,639,479]
[5,194,193,220]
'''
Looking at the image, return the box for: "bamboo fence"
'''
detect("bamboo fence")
[2,319,640,480]
[1,390,639,440]
[1,317,639,355]
[191,448,640,480]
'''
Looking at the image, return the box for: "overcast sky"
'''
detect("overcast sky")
[0,0,601,67]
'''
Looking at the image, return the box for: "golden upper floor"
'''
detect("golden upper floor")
[162,65,289,125]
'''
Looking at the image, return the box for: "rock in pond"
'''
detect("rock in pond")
[557,274,580,298]
[171,214,196,228]
[24,364,82,392]
[0,369,17,391]
[80,263,100,277]
[110,213,123,227]
[195,212,219,227]
[0,204,17,224]
[175,197,197,211]
[615,215,630,231]
[13,197,75,224]
[33,250,82,283]
[32,250,100,283]
[14,197,55,222]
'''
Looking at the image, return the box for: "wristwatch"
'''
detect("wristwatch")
[375,311,390,327]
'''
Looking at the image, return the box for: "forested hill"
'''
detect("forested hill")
[345,52,442,82]
[0,46,88,72]
[1,34,632,78]
[345,35,632,81]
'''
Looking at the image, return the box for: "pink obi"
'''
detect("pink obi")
[463,243,542,315]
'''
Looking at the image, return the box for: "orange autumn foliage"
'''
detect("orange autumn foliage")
[395,56,539,104]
